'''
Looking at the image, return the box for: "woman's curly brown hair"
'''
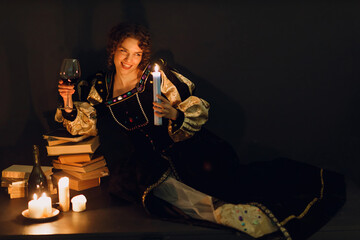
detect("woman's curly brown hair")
[106,23,151,71]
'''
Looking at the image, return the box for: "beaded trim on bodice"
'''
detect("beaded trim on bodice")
[103,64,153,131]
[105,64,152,107]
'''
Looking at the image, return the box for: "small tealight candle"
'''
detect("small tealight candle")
[58,177,70,212]
[71,194,87,212]
[152,64,162,126]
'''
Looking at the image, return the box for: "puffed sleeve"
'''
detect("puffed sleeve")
[55,101,98,136]
[54,79,103,136]
[160,70,210,142]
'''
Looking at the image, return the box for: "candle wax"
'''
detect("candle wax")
[40,193,52,217]
[152,65,162,126]
[58,177,70,212]
[71,194,87,212]
[28,194,43,218]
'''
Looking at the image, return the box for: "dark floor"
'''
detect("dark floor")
[308,178,360,240]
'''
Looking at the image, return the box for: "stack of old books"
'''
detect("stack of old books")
[1,165,56,199]
[43,129,109,191]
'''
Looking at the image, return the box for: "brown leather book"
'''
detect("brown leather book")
[58,153,93,164]
[46,136,100,156]
[52,171,100,191]
[63,166,109,180]
[52,156,106,173]
[1,165,53,179]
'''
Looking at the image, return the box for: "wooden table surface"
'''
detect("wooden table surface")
[0,185,245,240]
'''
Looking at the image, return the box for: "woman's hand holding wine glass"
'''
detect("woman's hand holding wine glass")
[58,80,76,112]
[58,59,81,112]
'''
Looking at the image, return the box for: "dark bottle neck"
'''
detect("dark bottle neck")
[33,145,41,167]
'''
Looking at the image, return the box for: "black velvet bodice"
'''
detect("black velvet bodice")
[91,65,173,202]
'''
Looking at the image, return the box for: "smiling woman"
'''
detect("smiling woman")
[55,22,346,240]
[114,38,143,71]
[112,38,144,96]
[107,23,151,72]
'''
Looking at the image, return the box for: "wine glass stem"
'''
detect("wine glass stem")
[66,93,72,110]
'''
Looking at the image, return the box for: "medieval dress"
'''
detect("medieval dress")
[55,60,346,240]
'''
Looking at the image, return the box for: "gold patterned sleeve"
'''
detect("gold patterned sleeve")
[54,101,98,136]
[161,70,210,142]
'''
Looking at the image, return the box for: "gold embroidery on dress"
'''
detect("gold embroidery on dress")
[159,70,209,142]
[248,202,292,240]
[168,96,210,142]
[87,85,103,106]
[55,102,98,136]
[160,154,181,182]
[106,92,138,106]
[248,169,325,240]
[142,168,172,214]
[280,168,324,226]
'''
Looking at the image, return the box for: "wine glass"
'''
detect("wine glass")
[59,59,81,110]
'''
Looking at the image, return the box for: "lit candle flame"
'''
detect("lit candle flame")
[154,64,159,72]
[33,193,38,200]
[41,192,47,198]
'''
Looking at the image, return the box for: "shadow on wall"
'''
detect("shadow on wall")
[77,49,108,97]
[0,113,50,171]
[153,50,282,163]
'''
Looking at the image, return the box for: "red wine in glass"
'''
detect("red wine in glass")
[59,59,81,110]
[60,76,80,85]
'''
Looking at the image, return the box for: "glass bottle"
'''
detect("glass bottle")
[27,145,48,200]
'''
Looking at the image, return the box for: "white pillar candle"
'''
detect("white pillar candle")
[71,194,87,212]
[28,194,43,218]
[152,64,162,126]
[39,192,52,217]
[58,177,70,212]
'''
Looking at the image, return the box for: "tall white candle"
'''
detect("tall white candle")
[152,64,162,126]
[58,177,70,212]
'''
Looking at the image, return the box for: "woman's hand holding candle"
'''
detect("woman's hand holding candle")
[153,95,179,120]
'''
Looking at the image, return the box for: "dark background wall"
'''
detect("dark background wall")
[1,0,359,186]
